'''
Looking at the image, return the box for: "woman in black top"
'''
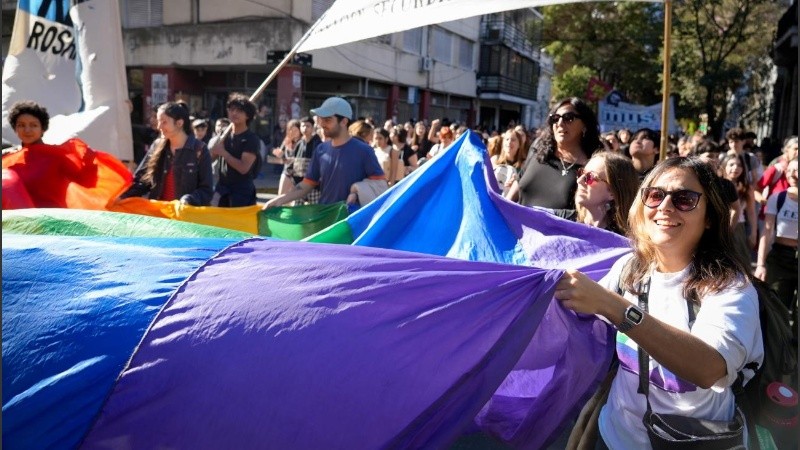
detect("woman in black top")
[507,98,602,215]
[391,125,418,176]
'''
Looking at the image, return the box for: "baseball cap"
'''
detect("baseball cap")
[310,97,352,120]
[192,118,208,128]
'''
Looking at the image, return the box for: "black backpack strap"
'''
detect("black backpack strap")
[635,278,652,410]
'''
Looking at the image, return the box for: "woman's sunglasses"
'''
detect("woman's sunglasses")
[641,187,703,212]
[548,112,581,126]
[576,168,606,186]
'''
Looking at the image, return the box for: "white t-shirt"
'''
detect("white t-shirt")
[493,164,516,196]
[597,255,764,450]
[765,191,798,240]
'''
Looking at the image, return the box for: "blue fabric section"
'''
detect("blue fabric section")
[2,234,238,450]
[348,132,527,264]
[18,0,72,24]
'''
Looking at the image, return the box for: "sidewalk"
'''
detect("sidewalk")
[254,163,282,203]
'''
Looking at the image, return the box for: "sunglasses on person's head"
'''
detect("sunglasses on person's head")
[577,168,606,186]
[548,112,581,126]
[641,187,703,211]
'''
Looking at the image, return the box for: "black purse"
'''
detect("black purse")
[634,279,747,450]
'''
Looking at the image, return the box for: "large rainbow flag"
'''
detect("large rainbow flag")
[3,131,630,449]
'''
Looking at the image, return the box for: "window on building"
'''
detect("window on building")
[123,0,163,28]
[431,27,452,64]
[403,28,423,54]
[458,37,473,70]
[499,47,509,74]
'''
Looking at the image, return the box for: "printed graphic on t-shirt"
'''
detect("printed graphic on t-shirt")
[617,333,698,393]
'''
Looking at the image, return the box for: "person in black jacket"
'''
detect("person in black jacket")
[118,101,213,206]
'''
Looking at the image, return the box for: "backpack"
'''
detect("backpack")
[731,280,797,450]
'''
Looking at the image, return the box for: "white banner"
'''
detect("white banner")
[598,97,679,133]
[298,0,660,53]
[2,0,133,161]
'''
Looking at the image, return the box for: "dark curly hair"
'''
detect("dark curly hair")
[8,100,50,132]
[532,97,602,164]
[226,93,257,126]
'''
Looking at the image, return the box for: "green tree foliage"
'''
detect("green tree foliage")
[540,2,664,107]
[539,0,782,137]
[672,0,782,138]
[552,65,594,100]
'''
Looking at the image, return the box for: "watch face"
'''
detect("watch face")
[626,307,644,324]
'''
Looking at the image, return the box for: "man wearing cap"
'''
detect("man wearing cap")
[262,97,385,209]
[192,119,210,144]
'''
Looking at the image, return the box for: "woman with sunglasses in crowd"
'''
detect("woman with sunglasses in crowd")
[555,157,763,449]
[506,98,602,215]
[573,151,638,235]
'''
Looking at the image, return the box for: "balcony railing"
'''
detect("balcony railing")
[478,75,537,101]
[480,17,536,59]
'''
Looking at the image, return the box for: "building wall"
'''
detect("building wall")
[121,0,480,125]
[161,0,307,24]
[124,19,306,68]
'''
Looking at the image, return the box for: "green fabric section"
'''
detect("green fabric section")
[755,425,778,450]
[2,209,253,239]
[259,202,348,241]
[303,220,354,244]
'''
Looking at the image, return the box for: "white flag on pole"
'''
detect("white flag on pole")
[2,0,133,161]
[298,0,660,53]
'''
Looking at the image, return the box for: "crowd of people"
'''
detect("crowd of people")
[5,93,797,448]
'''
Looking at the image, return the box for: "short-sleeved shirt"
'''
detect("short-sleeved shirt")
[766,191,798,240]
[597,255,763,449]
[400,144,416,166]
[219,129,260,186]
[305,137,384,204]
[517,154,582,210]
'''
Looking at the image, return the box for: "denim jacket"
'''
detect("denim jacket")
[120,136,213,205]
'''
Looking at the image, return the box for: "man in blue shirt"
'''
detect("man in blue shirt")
[263,97,385,209]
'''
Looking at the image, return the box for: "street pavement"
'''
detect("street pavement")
[254,162,282,203]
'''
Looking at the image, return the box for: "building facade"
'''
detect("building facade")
[1,1,551,136]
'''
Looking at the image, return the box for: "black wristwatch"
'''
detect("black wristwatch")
[617,304,644,333]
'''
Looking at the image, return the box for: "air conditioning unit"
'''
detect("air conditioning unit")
[420,56,433,72]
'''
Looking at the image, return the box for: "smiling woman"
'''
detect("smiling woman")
[555,157,764,448]
[118,101,213,206]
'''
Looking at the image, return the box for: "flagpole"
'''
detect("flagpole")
[219,9,330,140]
[659,0,672,161]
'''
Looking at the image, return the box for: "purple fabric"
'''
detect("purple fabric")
[339,131,630,448]
[82,238,563,449]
